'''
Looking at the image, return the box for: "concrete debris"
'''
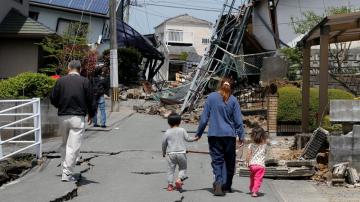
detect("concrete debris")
[300,127,329,160]
[332,178,346,186]
[238,166,315,178]
[333,162,349,178]
[285,160,316,167]
[346,167,360,185]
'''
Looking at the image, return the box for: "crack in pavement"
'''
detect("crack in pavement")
[47,149,145,202]
[131,171,166,175]
[174,195,185,202]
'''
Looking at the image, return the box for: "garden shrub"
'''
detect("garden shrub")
[278,86,354,130]
[0,72,55,99]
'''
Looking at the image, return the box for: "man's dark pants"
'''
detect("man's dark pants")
[208,136,236,190]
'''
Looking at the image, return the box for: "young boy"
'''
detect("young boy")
[162,112,198,191]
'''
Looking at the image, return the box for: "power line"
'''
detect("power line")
[147,0,222,10]
[133,6,169,18]
[139,3,222,12]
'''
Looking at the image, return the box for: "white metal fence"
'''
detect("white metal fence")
[0,98,42,160]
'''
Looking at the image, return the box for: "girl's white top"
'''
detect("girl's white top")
[248,143,267,167]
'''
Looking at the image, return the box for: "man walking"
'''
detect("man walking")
[50,60,96,182]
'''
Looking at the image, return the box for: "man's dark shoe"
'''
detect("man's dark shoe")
[93,124,100,127]
[213,182,225,196]
[222,185,233,193]
[101,125,106,128]
[223,188,233,193]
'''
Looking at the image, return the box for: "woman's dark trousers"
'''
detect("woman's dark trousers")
[208,136,236,190]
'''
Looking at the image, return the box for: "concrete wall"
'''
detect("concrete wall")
[329,127,360,171]
[253,0,359,50]
[0,39,39,78]
[0,0,29,22]
[0,99,60,140]
[29,6,109,51]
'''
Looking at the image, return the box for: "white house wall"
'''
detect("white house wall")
[0,0,29,22]
[165,23,210,56]
[30,6,109,49]
[253,0,360,50]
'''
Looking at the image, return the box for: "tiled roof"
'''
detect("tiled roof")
[155,14,212,29]
[30,0,109,15]
[0,9,55,36]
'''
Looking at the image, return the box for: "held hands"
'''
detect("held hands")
[238,139,244,147]
[194,136,201,141]
[87,116,93,125]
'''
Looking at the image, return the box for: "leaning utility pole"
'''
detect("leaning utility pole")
[110,0,119,112]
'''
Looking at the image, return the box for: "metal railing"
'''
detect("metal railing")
[0,98,42,160]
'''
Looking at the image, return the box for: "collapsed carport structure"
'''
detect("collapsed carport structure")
[298,12,360,132]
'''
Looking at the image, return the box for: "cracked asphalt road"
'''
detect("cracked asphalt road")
[0,107,329,202]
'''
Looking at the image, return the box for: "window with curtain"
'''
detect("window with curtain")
[57,19,89,38]
[167,30,183,42]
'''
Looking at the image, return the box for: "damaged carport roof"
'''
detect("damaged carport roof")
[117,20,164,60]
[298,11,360,46]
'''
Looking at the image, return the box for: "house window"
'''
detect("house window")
[29,11,39,21]
[202,38,210,45]
[13,0,23,4]
[57,18,88,37]
[168,30,183,42]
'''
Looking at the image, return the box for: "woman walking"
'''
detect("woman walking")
[195,78,244,196]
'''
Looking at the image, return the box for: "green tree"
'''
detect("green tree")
[280,47,302,81]
[38,22,90,74]
[103,48,143,84]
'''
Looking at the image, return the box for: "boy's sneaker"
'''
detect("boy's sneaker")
[175,180,183,191]
[251,192,258,197]
[167,184,174,191]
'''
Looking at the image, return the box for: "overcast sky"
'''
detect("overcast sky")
[128,0,231,34]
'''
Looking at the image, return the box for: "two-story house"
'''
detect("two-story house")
[0,0,54,78]
[29,0,111,53]
[155,14,212,81]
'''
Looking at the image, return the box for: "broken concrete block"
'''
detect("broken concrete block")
[265,159,279,167]
[331,178,345,186]
[285,160,316,167]
[332,162,349,178]
[346,167,359,185]
[345,184,355,188]
[301,127,329,160]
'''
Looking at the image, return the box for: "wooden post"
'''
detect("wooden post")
[319,26,330,125]
[302,44,311,133]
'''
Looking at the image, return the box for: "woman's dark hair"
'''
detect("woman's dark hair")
[218,77,233,102]
[168,112,181,127]
[250,126,267,144]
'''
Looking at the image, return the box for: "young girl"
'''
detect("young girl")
[246,126,268,197]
